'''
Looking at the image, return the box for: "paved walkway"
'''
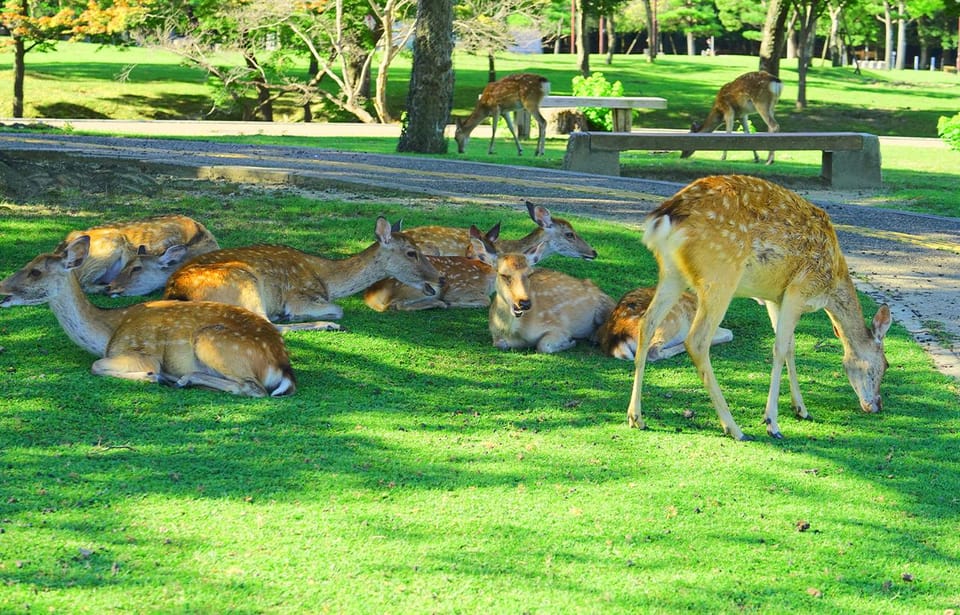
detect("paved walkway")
[1,125,957,380]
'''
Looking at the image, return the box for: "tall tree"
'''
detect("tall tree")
[397,0,454,153]
[759,0,790,74]
[1,0,143,118]
[454,0,547,80]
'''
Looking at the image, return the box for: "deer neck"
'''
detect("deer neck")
[462,105,493,133]
[499,228,555,258]
[48,274,128,357]
[313,243,389,300]
[824,277,872,356]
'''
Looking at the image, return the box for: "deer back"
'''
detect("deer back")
[693,71,783,133]
[105,299,295,396]
[61,214,219,293]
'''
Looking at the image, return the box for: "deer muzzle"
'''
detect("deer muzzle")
[512,299,531,317]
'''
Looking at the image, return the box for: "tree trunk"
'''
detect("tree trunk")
[245,53,273,121]
[397,0,454,153]
[605,13,616,64]
[643,0,657,63]
[759,0,789,75]
[577,0,590,76]
[488,52,496,82]
[303,56,319,122]
[895,0,907,70]
[881,1,894,68]
[13,37,26,118]
[686,31,695,56]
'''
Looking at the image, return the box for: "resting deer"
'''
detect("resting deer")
[472,239,614,354]
[58,214,219,294]
[681,70,783,164]
[595,287,733,361]
[163,217,441,329]
[405,202,597,260]
[0,236,295,397]
[367,203,597,312]
[627,175,892,440]
[455,73,550,156]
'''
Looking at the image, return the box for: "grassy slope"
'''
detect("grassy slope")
[0,185,958,613]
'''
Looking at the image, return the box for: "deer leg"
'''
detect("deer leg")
[91,353,163,383]
[280,293,344,330]
[757,109,779,165]
[738,113,761,163]
[533,110,547,156]
[761,298,806,438]
[627,276,686,430]
[502,110,523,155]
[686,282,746,440]
[488,109,501,154]
[537,333,576,354]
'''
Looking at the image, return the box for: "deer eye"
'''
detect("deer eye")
[406,250,418,259]
[132,266,142,273]
[564,232,575,238]
[28,268,42,278]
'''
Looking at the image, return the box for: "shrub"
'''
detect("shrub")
[937,112,960,151]
[571,73,625,131]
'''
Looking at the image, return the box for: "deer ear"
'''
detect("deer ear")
[159,244,189,267]
[872,304,892,342]
[375,217,393,244]
[524,242,545,266]
[487,222,501,241]
[62,235,91,270]
[531,205,552,228]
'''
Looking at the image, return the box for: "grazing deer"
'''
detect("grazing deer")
[595,287,733,361]
[472,239,614,354]
[0,236,295,397]
[681,70,783,164]
[627,175,892,440]
[405,202,598,260]
[163,217,441,328]
[455,73,550,156]
[59,214,219,294]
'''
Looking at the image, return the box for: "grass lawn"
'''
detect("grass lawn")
[1,181,958,613]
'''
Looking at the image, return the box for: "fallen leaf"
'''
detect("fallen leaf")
[796,520,811,532]
[806,587,822,598]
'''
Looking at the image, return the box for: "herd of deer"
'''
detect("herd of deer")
[0,71,890,438]
[1,171,891,439]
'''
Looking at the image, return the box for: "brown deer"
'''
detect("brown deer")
[471,239,614,354]
[626,175,892,440]
[455,73,550,156]
[595,287,733,361]
[163,217,441,329]
[405,202,598,260]
[366,203,598,312]
[681,70,783,164]
[0,236,295,397]
[58,214,219,294]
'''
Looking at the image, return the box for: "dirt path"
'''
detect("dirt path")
[1,131,957,380]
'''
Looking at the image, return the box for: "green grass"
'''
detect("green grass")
[1,183,959,613]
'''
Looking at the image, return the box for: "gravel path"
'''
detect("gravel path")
[1,131,957,380]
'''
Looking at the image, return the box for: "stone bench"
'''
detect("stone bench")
[562,131,882,189]
[517,96,668,135]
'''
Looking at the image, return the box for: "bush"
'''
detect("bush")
[937,112,960,151]
[571,73,624,131]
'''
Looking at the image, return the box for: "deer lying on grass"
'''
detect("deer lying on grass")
[163,217,441,329]
[471,239,614,353]
[595,287,733,361]
[627,175,891,440]
[365,203,597,311]
[0,236,295,397]
[455,73,550,156]
[59,214,219,294]
[405,202,598,260]
[681,70,783,164]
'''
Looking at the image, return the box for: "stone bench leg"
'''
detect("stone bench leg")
[563,133,621,176]
[820,135,882,189]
